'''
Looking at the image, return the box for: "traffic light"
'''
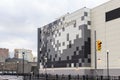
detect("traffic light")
[97,40,102,51]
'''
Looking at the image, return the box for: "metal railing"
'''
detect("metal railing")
[0,73,120,80]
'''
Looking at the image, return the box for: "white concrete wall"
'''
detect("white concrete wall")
[39,67,91,75]
[91,0,120,69]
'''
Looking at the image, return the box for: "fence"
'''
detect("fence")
[23,74,120,80]
[34,75,120,80]
[1,73,120,80]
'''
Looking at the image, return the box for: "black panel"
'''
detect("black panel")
[72,54,83,59]
[84,12,88,16]
[49,23,52,28]
[76,47,79,51]
[39,29,41,34]
[53,20,58,25]
[87,21,91,25]
[74,63,76,67]
[76,34,79,39]
[79,63,81,67]
[74,23,76,27]
[81,16,84,21]
[48,49,50,52]
[55,34,57,37]
[106,7,120,21]
[59,43,61,47]
[82,59,84,62]
[67,56,69,60]
[55,54,57,57]
[59,57,61,61]
[88,58,91,63]
[62,42,65,46]
[62,17,65,21]
[57,30,59,33]
[53,58,55,61]
[50,39,52,42]
[59,33,61,36]
[69,41,71,44]
[67,33,69,41]
[74,51,76,55]
[62,27,65,31]
[68,41,72,48]
[57,40,59,44]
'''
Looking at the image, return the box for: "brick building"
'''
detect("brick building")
[0,48,9,62]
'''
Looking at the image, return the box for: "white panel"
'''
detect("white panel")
[71,63,74,67]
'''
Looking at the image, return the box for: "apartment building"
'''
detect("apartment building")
[0,48,9,62]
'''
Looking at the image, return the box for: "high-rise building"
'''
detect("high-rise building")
[38,0,120,76]
[14,49,33,62]
[38,8,91,75]
[0,48,9,62]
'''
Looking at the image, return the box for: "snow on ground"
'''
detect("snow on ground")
[0,75,23,80]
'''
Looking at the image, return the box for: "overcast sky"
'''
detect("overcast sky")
[0,0,110,57]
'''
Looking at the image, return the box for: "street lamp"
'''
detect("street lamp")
[17,61,19,76]
[44,57,47,80]
[22,52,25,74]
[44,57,47,74]
[22,52,25,80]
[30,71,33,80]
[106,50,109,80]
[1,63,3,75]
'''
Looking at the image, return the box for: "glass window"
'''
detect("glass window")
[106,8,120,21]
